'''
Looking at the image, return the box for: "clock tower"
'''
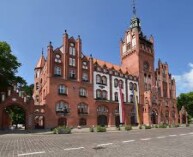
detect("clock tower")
[120,2,155,124]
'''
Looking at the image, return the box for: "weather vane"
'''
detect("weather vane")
[132,0,137,16]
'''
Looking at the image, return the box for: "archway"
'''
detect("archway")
[2,105,25,130]
[97,115,107,126]
[115,116,120,127]
[151,110,158,124]
[182,115,186,124]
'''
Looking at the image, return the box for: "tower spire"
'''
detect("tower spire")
[132,0,137,16]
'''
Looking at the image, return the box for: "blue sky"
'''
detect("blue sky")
[1,0,193,95]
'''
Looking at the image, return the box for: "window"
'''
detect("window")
[36,83,39,90]
[82,72,88,82]
[97,106,108,113]
[58,85,67,95]
[55,54,61,63]
[102,90,107,100]
[114,79,118,87]
[130,95,134,103]
[82,61,88,69]
[114,92,118,102]
[54,66,61,76]
[96,75,102,84]
[69,43,75,56]
[69,69,76,79]
[79,88,87,97]
[78,103,88,114]
[96,89,102,99]
[129,82,133,90]
[134,83,137,91]
[69,58,76,67]
[102,76,107,85]
[56,101,69,114]
[119,80,123,89]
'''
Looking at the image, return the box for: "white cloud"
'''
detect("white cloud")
[173,63,193,96]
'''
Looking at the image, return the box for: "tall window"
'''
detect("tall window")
[69,43,76,56]
[114,92,118,102]
[82,72,88,82]
[130,95,134,103]
[79,88,87,97]
[54,66,61,76]
[58,85,67,95]
[96,75,102,84]
[119,80,123,89]
[102,90,107,100]
[129,82,133,90]
[56,101,69,114]
[69,58,76,67]
[78,103,88,114]
[96,89,102,99]
[36,83,39,90]
[134,83,137,91]
[102,76,107,85]
[114,79,118,87]
[69,69,76,79]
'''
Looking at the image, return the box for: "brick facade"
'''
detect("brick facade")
[32,15,178,129]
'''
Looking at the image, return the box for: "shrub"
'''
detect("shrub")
[186,124,189,127]
[175,124,180,128]
[96,126,106,132]
[159,124,167,128]
[125,125,132,131]
[145,125,151,129]
[139,125,142,129]
[155,125,158,128]
[53,126,71,134]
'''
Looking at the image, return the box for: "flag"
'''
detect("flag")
[132,88,140,124]
[118,82,125,124]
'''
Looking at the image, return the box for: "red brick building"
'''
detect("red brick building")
[33,14,178,129]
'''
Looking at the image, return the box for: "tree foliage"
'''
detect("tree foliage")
[5,105,25,127]
[177,92,193,117]
[0,41,23,89]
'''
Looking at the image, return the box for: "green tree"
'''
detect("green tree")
[0,41,23,89]
[22,84,34,97]
[177,92,193,117]
[5,105,25,128]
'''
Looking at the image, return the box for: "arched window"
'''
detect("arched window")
[96,89,102,99]
[96,75,102,84]
[134,83,137,91]
[79,88,87,97]
[102,90,107,100]
[78,103,88,114]
[58,85,67,95]
[114,79,118,87]
[97,106,108,114]
[102,76,107,85]
[69,43,76,56]
[54,66,61,76]
[119,80,123,89]
[114,92,118,102]
[129,82,134,90]
[56,101,69,114]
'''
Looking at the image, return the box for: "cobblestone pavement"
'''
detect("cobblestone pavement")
[0,127,193,157]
